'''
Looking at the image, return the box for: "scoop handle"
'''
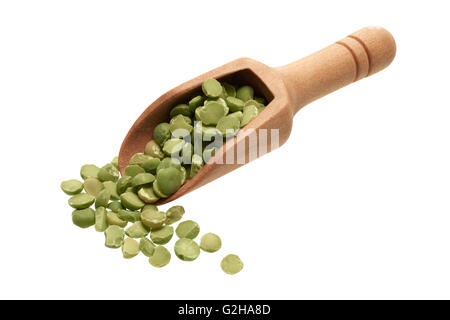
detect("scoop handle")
[275,26,396,114]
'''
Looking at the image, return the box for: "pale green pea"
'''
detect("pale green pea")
[106,211,128,228]
[148,246,171,267]
[228,111,243,124]
[169,115,193,138]
[176,220,200,239]
[123,164,145,177]
[188,95,204,113]
[102,181,119,200]
[83,178,104,197]
[170,103,191,118]
[144,140,165,159]
[104,225,125,249]
[111,156,119,169]
[157,157,181,173]
[80,164,100,180]
[122,238,140,258]
[153,122,171,146]
[95,189,110,208]
[162,139,184,156]
[206,97,227,108]
[216,115,240,137]
[200,233,222,252]
[107,201,123,213]
[254,96,266,105]
[221,254,244,275]
[120,192,145,210]
[129,153,152,166]
[141,210,166,229]
[174,238,200,261]
[152,179,169,198]
[141,204,158,212]
[236,85,254,102]
[61,179,84,195]
[150,226,174,245]
[125,221,149,238]
[131,172,155,187]
[155,167,183,196]
[202,78,222,99]
[116,176,133,194]
[165,205,185,225]
[137,186,159,204]
[97,163,119,182]
[180,166,187,185]
[225,96,245,112]
[139,237,156,257]
[72,208,95,228]
[94,207,108,232]
[117,209,141,222]
[240,105,259,127]
[141,157,160,174]
[68,193,95,209]
[197,102,229,126]
[189,154,204,178]
[222,83,236,98]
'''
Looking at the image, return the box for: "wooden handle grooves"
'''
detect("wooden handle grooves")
[275,27,396,113]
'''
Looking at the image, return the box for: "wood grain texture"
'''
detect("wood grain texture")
[119,27,396,204]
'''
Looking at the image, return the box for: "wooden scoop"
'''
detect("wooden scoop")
[119,26,396,204]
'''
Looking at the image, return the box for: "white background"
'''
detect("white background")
[1,0,449,299]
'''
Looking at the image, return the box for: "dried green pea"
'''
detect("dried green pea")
[189,154,204,178]
[94,207,109,232]
[131,172,155,187]
[240,105,259,127]
[137,186,159,204]
[102,181,119,200]
[155,167,183,196]
[117,176,133,194]
[61,179,83,195]
[202,78,222,99]
[111,156,119,169]
[141,204,158,212]
[141,210,166,229]
[148,246,171,268]
[120,192,145,210]
[222,83,236,98]
[188,95,204,113]
[174,238,200,261]
[216,115,240,137]
[157,157,181,173]
[221,254,244,275]
[170,103,191,118]
[141,157,160,174]
[97,163,119,182]
[68,193,95,209]
[150,226,174,245]
[122,238,140,258]
[153,122,171,146]
[106,211,128,228]
[254,96,266,105]
[152,179,169,198]
[72,208,95,228]
[236,85,254,102]
[197,102,229,126]
[80,164,100,179]
[139,237,156,257]
[95,188,110,208]
[129,153,152,166]
[162,139,184,156]
[83,178,104,197]
[225,96,245,112]
[200,233,222,252]
[145,140,165,159]
[107,201,123,212]
[123,165,145,177]
[125,221,149,238]
[165,205,185,225]
[117,209,141,222]
[175,220,200,239]
[169,115,193,138]
[104,225,125,248]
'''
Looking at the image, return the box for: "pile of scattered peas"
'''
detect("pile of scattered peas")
[60,78,259,274]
